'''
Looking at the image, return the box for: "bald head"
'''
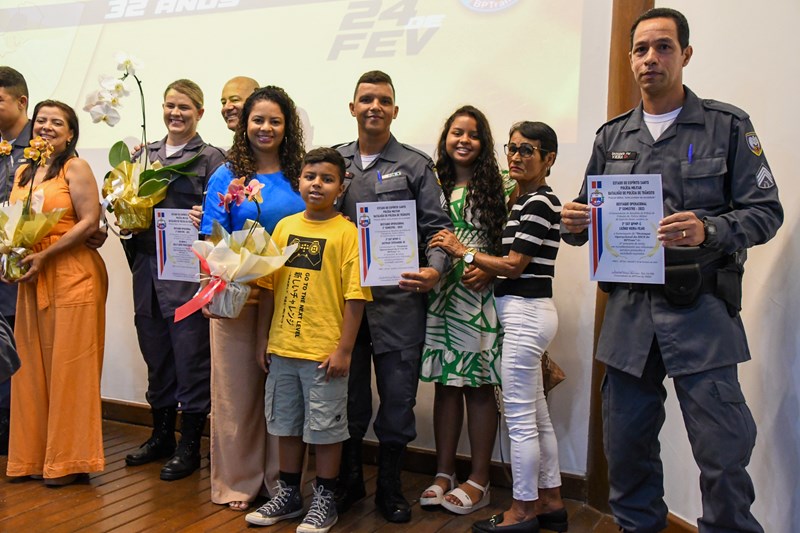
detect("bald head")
[220,76,259,131]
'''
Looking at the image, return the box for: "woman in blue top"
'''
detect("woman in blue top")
[200,86,306,511]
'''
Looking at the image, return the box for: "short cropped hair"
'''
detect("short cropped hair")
[630,7,690,50]
[164,79,204,110]
[303,147,346,184]
[509,121,558,176]
[0,67,28,100]
[353,70,395,100]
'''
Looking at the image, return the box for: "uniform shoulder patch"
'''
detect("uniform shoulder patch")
[756,164,775,189]
[701,99,750,120]
[745,132,763,156]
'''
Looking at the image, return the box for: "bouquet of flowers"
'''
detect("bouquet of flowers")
[85,53,201,235]
[0,137,66,280]
[174,178,297,320]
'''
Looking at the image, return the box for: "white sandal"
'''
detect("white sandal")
[419,472,457,506]
[440,479,491,515]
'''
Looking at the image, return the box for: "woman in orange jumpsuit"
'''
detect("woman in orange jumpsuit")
[4,100,107,486]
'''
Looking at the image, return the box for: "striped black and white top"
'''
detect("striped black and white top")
[494,185,561,298]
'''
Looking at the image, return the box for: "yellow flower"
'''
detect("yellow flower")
[23,147,40,161]
[30,137,48,151]
[0,140,11,157]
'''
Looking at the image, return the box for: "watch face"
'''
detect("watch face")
[464,251,475,264]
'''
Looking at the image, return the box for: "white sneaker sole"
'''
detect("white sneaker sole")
[245,507,304,526]
[296,514,338,533]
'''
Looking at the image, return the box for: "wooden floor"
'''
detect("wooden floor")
[0,421,621,532]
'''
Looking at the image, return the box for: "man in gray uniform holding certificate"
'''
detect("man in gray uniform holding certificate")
[334,70,452,523]
[561,8,782,533]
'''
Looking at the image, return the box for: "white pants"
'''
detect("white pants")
[496,295,561,501]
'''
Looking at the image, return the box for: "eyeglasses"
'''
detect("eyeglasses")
[504,143,549,159]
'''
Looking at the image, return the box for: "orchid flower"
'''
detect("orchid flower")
[100,75,129,98]
[115,52,142,76]
[0,140,12,157]
[89,103,121,126]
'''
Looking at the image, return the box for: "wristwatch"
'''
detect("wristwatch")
[700,217,717,248]
[462,247,478,264]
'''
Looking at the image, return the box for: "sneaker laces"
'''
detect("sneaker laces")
[258,482,293,515]
[303,485,333,526]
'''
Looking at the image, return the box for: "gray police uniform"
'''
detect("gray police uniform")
[0,120,30,411]
[337,135,452,445]
[126,135,225,415]
[562,87,782,533]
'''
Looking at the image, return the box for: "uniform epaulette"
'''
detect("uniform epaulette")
[596,108,635,134]
[701,99,750,120]
[331,141,355,150]
[206,144,227,158]
[399,142,434,163]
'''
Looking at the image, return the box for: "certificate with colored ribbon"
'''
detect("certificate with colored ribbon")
[587,174,664,284]
[154,208,199,282]
[356,200,419,286]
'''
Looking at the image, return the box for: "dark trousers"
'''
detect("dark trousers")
[347,321,420,446]
[603,337,762,533]
[0,314,14,410]
[134,303,210,415]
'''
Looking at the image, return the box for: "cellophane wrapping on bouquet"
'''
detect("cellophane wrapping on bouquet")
[0,194,66,281]
[174,219,298,321]
[102,160,167,232]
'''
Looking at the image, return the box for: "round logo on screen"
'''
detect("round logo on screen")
[460,0,518,12]
[589,190,604,207]
[359,214,370,228]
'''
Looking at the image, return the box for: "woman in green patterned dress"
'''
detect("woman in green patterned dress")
[419,106,515,514]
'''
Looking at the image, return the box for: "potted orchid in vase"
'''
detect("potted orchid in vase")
[174,178,297,321]
[85,53,203,236]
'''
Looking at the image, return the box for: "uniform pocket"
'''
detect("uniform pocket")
[603,160,636,175]
[375,175,412,201]
[681,157,727,210]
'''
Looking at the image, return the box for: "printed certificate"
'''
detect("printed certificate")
[587,174,664,284]
[356,200,419,286]
[154,208,200,282]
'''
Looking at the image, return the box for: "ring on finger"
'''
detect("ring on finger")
[681,230,687,239]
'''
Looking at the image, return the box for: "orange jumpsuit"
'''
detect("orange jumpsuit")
[6,159,108,479]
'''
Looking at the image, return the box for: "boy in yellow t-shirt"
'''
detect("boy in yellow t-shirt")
[246,148,371,533]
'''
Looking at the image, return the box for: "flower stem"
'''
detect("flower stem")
[132,73,148,169]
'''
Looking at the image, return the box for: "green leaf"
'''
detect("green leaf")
[138,176,171,197]
[108,140,131,167]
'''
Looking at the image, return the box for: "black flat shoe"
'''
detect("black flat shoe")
[537,508,568,532]
[473,513,540,532]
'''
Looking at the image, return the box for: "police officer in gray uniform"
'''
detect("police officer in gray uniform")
[123,80,225,481]
[561,8,782,533]
[334,71,452,523]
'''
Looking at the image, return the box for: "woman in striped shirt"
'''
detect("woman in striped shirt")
[430,121,566,533]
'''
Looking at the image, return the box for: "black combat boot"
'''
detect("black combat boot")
[335,437,366,513]
[125,407,176,466]
[375,443,411,523]
[160,412,206,481]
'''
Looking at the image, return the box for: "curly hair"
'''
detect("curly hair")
[226,85,305,190]
[435,105,506,255]
[18,100,79,187]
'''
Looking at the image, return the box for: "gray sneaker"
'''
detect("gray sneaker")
[296,484,338,533]
[245,480,304,526]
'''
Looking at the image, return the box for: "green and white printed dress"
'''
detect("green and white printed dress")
[420,179,515,387]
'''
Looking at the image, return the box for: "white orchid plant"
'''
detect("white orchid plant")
[85,53,202,235]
